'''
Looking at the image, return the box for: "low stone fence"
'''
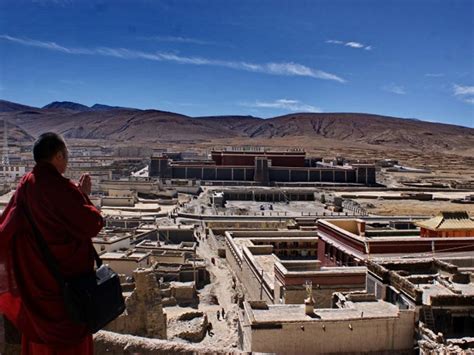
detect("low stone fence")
[94,330,242,354]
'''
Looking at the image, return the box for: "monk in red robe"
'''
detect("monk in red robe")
[0,132,103,354]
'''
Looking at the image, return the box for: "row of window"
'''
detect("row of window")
[0,166,23,172]
[254,241,316,248]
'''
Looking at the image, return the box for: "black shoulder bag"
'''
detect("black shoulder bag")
[21,199,126,333]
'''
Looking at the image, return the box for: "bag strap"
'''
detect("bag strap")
[22,200,67,287]
[20,188,103,288]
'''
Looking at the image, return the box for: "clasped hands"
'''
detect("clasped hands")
[77,174,92,195]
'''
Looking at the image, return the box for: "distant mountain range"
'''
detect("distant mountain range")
[0,99,472,154]
[0,99,39,113]
[0,100,132,113]
[41,101,133,112]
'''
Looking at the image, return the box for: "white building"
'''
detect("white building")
[0,165,26,181]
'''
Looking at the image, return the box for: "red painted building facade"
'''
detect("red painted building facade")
[316,218,474,267]
[211,150,306,167]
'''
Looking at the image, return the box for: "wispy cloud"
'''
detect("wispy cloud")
[241,99,322,112]
[453,84,474,104]
[382,84,406,95]
[0,34,346,83]
[326,39,372,51]
[425,73,444,77]
[326,40,343,45]
[140,35,220,46]
[0,34,93,54]
[345,42,365,49]
[453,84,474,96]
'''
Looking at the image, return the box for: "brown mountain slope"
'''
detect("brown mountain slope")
[7,109,246,142]
[0,99,39,113]
[2,100,472,153]
[0,116,35,143]
[243,113,473,152]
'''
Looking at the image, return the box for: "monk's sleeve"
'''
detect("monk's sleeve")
[58,182,103,240]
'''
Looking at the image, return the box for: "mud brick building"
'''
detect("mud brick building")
[150,149,376,185]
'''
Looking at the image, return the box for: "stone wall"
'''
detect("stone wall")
[170,281,198,306]
[225,233,244,280]
[240,248,273,303]
[93,330,238,354]
[168,312,208,343]
[105,268,167,339]
[243,309,414,354]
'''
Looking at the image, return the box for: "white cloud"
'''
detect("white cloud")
[453,84,474,105]
[345,42,364,49]
[453,84,474,96]
[242,99,322,112]
[0,34,346,83]
[326,39,372,51]
[0,34,92,54]
[383,84,406,95]
[425,73,444,77]
[141,36,219,46]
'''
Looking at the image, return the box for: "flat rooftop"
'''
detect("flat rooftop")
[253,254,279,284]
[136,240,196,250]
[319,218,474,242]
[93,231,132,243]
[157,224,194,230]
[248,300,400,323]
[369,258,474,305]
[101,251,150,261]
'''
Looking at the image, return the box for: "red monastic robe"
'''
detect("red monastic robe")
[0,162,103,354]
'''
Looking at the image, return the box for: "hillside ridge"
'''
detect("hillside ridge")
[0,99,472,153]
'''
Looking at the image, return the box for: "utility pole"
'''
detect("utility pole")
[193,258,198,286]
[2,118,9,167]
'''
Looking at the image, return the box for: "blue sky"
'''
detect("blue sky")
[0,0,473,127]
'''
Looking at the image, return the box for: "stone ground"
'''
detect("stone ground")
[165,225,241,350]
[357,198,474,216]
[184,187,358,217]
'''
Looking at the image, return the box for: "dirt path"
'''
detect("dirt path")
[194,229,240,349]
[165,225,241,350]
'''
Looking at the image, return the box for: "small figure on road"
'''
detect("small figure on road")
[207,322,214,336]
[216,310,220,320]
[221,308,226,319]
